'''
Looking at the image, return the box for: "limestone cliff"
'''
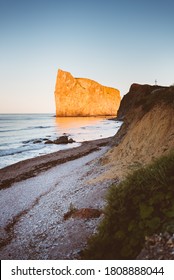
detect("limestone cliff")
[54,69,120,116]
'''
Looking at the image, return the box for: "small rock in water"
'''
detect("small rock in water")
[45,136,75,145]
[45,140,53,144]
[33,140,42,144]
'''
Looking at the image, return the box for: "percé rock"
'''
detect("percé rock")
[54,69,121,116]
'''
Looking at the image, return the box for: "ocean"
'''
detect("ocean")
[0,114,122,169]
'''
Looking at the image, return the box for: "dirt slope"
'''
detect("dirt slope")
[95,84,174,181]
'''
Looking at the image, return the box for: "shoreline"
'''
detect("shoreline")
[0,143,114,259]
[0,136,113,190]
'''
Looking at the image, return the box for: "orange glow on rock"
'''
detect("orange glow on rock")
[54,69,121,117]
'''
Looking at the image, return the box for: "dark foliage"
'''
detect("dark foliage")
[83,150,174,259]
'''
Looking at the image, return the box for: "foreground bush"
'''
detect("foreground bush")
[83,150,174,259]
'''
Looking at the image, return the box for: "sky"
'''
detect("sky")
[0,0,174,113]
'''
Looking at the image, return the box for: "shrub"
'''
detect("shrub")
[83,150,174,259]
[142,87,174,112]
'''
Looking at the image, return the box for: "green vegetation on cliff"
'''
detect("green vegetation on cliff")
[83,150,174,259]
[117,84,174,120]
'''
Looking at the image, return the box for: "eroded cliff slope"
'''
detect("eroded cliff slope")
[99,84,174,180]
[84,84,174,260]
[54,69,120,116]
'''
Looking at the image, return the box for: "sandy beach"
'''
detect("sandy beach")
[0,137,116,259]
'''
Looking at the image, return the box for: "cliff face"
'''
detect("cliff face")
[98,84,174,180]
[54,69,120,116]
[84,84,174,260]
[117,83,168,120]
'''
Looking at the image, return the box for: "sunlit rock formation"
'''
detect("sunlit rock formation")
[54,69,120,116]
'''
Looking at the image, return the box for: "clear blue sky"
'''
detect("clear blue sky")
[0,0,174,113]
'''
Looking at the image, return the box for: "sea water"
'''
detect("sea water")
[0,114,122,169]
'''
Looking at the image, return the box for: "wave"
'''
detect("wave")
[0,145,43,157]
[0,114,54,121]
[0,126,53,133]
[28,125,52,129]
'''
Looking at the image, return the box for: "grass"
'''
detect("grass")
[140,86,174,113]
[82,149,174,259]
[127,86,174,114]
